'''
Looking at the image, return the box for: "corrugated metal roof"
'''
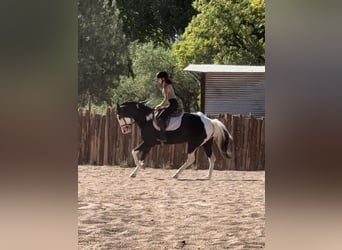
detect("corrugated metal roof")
[184,64,265,73]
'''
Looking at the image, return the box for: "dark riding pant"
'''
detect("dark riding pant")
[156,99,178,142]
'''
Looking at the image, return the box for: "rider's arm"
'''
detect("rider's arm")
[155,85,170,109]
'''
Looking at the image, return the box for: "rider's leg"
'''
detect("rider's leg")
[158,118,167,144]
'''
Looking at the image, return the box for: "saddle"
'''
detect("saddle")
[153,109,184,131]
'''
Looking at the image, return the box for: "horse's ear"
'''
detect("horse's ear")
[139,100,148,105]
[116,103,120,110]
[136,100,146,109]
[139,99,151,106]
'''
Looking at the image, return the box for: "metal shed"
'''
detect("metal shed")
[184,64,265,116]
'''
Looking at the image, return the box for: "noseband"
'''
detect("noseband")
[117,116,135,134]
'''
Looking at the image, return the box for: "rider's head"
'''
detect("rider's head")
[156,71,168,79]
[156,71,172,85]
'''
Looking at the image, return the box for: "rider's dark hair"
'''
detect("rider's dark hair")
[156,71,173,84]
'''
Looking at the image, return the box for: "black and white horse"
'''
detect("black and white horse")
[116,101,233,179]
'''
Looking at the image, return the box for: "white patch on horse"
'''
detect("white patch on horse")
[195,112,215,145]
[146,113,153,121]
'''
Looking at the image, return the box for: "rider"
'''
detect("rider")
[155,71,178,144]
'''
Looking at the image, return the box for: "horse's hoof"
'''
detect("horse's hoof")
[204,175,212,180]
[172,174,178,179]
[130,173,136,178]
[139,161,145,169]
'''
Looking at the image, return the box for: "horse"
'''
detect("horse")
[116,101,233,179]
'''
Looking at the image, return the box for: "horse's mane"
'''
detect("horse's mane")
[121,101,154,115]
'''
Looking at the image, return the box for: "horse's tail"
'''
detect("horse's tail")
[211,119,233,158]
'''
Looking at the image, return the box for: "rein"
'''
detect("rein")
[146,109,157,122]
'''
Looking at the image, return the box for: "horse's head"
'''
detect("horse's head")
[116,101,153,134]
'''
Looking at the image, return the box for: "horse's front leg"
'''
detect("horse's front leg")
[130,149,141,178]
[130,142,151,178]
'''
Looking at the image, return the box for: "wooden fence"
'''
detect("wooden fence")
[78,109,265,170]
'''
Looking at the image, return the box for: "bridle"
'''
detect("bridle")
[116,102,154,134]
[117,115,135,134]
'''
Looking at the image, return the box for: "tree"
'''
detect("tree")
[173,70,200,112]
[113,42,199,112]
[115,0,197,46]
[78,0,129,108]
[173,0,265,67]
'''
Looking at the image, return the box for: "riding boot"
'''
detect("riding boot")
[158,119,167,144]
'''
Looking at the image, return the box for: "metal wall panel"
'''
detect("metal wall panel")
[204,72,265,116]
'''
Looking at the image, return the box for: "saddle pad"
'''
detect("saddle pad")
[153,113,184,131]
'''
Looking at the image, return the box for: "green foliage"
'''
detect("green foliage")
[116,0,197,46]
[173,0,265,67]
[171,68,200,112]
[113,42,199,111]
[78,0,129,107]
[78,0,265,112]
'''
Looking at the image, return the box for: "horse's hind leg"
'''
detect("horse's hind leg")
[202,139,216,179]
[172,152,196,179]
[173,141,202,179]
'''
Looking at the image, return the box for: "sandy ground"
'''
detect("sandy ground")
[78,166,265,249]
